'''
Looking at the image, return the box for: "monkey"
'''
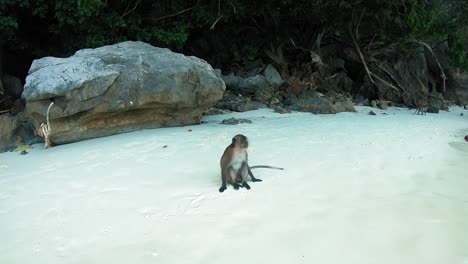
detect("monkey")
[218,134,284,192]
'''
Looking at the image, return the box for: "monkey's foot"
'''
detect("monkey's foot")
[232,183,243,190]
[219,185,227,192]
[252,178,262,182]
[242,182,251,190]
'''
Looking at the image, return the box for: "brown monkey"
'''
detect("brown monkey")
[219,134,284,192]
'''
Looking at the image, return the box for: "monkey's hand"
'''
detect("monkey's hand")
[219,186,227,192]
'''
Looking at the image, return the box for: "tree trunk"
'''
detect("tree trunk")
[0,40,4,96]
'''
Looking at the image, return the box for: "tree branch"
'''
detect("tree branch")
[374,64,408,93]
[210,14,223,30]
[369,72,400,92]
[153,0,201,22]
[412,40,447,92]
[121,0,141,18]
[349,26,375,85]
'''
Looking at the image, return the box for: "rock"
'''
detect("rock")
[429,90,445,110]
[220,118,252,125]
[285,91,355,114]
[10,99,25,115]
[326,92,356,113]
[0,114,20,152]
[215,93,267,112]
[465,135,468,142]
[214,69,222,78]
[377,101,389,110]
[2,74,23,97]
[262,64,284,89]
[233,101,266,112]
[334,98,356,113]
[283,94,300,106]
[222,73,243,91]
[353,94,369,106]
[0,113,37,152]
[203,107,230,116]
[369,110,376,115]
[22,41,225,145]
[244,59,265,76]
[272,106,291,114]
[460,113,463,116]
[287,97,336,114]
[370,100,377,108]
[237,75,272,98]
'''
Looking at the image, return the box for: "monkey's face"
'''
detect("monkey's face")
[233,134,249,148]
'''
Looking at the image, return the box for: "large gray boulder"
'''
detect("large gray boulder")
[262,64,284,89]
[23,41,225,145]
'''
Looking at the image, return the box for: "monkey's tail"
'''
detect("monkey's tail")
[250,165,284,170]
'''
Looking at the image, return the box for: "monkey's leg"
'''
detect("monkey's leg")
[231,183,243,190]
[247,166,262,182]
[219,169,228,193]
[226,168,242,190]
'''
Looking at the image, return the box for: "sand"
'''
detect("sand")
[0,106,467,264]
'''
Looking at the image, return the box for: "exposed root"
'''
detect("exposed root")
[36,101,55,149]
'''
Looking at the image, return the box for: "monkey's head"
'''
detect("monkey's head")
[232,134,249,148]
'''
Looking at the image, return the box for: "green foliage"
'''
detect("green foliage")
[233,45,259,65]
[0,16,18,40]
[448,30,468,69]
[154,26,189,50]
[0,0,467,71]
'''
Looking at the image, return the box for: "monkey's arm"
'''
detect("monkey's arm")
[219,168,227,192]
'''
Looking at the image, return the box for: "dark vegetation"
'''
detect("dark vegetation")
[1,0,467,112]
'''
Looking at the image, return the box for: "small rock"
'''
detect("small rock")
[465,135,468,142]
[273,106,291,114]
[187,129,192,132]
[353,95,369,106]
[377,101,389,110]
[20,150,28,155]
[162,145,168,148]
[203,108,230,116]
[368,110,376,115]
[370,100,377,108]
[334,98,356,113]
[460,113,464,116]
[220,118,252,125]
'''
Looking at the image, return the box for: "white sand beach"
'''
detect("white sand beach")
[0,106,467,264]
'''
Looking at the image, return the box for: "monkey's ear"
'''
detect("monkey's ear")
[232,137,236,144]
